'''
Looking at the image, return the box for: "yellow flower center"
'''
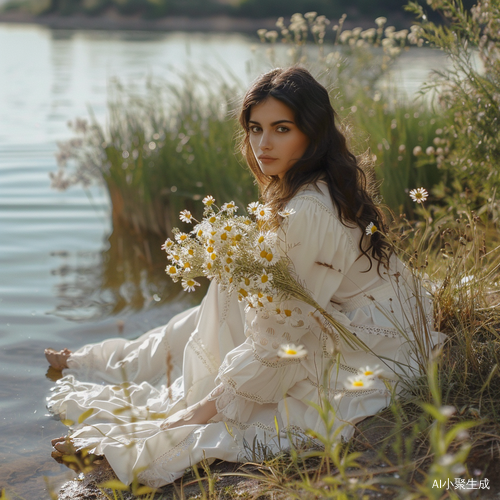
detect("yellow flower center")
[168,266,176,274]
[234,234,242,242]
[266,253,274,262]
[206,262,212,270]
[180,234,187,241]
[188,249,194,255]
[284,309,292,317]
[261,275,268,283]
[207,246,214,253]
[187,280,195,287]
[220,233,227,241]
[183,262,191,269]
[226,257,233,264]
[244,277,250,286]
[238,288,248,297]
[197,230,203,237]
[370,225,377,234]
[286,349,297,355]
[353,380,364,387]
[209,216,216,223]
[258,236,265,244]
[210,253,217,261]
[260,250,267,259]
[364,370,373,376]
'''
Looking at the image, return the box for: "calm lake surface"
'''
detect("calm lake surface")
[0,23,447,498]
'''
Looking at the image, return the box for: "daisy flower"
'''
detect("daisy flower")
[409,187,428,204]
[179,210,193,224]
[175,232,189,243]
[257,247,278,266]
[278,343,307,359]
[181,279,201,292]
[247,201,261,215]
[256,231,277,247]
[256,205,272,221]
[258,271,273,287]
[161,238,174,251]
[345,375,374,390]
[165,265,179,278]
[202,195,215,206]
[365,222,378,236]
[221,201,238,214]
[278,207,296,218]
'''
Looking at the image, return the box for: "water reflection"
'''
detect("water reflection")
[51,224,208,320]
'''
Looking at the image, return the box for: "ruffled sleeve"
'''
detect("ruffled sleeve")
[209,193,359,424]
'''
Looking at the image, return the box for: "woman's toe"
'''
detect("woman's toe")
[51,436,66,447]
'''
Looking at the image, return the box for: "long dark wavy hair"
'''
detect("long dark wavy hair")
[238,66,392,272]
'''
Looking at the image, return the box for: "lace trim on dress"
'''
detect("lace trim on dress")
[307,377,388,399]
[187,331,219,373]
[214,376,281,405]
[136,431,196,488]
[219,287,234,326]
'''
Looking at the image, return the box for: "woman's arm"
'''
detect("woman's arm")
[161,396,217,430]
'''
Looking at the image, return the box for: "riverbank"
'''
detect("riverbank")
[0,9,410,33]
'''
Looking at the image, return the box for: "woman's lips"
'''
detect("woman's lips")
[258,156,278,164]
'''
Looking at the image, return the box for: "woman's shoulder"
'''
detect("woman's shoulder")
[286,180,337,219]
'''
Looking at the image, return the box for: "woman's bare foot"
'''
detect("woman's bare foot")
[51,436,76,455]
[45,348,71,370]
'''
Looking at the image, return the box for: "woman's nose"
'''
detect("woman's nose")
[260,132,272,150]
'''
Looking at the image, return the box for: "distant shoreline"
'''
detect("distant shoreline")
[0,12,282,33]
[0,11,408,33]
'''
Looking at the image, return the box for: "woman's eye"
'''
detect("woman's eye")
[277,126,289,133]
[249,126,261,133]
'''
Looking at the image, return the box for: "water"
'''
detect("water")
[0,23,447,498]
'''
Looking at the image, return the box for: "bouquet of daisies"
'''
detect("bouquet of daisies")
[163,195,367,351]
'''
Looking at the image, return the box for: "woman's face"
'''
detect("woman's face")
[248,97,310,179]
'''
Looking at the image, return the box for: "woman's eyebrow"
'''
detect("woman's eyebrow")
[248,119,295,126]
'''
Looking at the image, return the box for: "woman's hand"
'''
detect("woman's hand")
[161,397,217,430]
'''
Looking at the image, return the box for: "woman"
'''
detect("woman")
[46,67,441,488]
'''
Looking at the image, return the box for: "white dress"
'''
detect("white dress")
[47,181,441,488]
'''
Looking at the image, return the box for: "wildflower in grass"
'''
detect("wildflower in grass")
[409,187,429,204]
[375,16,387,27]
[181,279,200,292]
[278,343,307,359]
[413,145,422,156]
[179,210,193,224]
[278,207,296,217]
[202,195,215,206]
[256,205,272,221]
[365,222,378,236]
[161,238,174,251]
[221,201,238,214]
[358,365,383,378]
[426,146,435,155]
[345,375,374,390]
